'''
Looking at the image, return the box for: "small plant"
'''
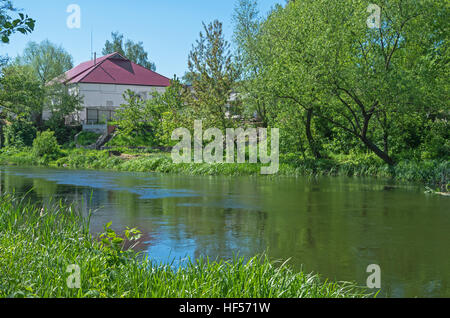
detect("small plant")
[32,130,61,163]
[99,221,142,265]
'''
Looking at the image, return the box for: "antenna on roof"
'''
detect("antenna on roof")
[90,28,93,60]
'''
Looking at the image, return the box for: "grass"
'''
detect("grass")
[75,131,101,147]
[0,193,372,298]
[0,146,448,191]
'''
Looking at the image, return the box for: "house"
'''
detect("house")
[45,52,171,131]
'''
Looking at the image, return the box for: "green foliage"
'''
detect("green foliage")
[3,118,36,147]
[0,46,78,140]
[0,64,44,118]
[46,124,81,147]
[420,119,450,160]
[114,90,157,146]
[0,0,35,44]
[103,31,156,71]
[16,40,73,84]
[187,20,242,131]
[0,193,371,298]
[114,77,187,147]
[107,132,151,147]
[75,131,100,147]
[0,146,35,165]
[99,222,142,266]
[393,160,449,192]
[32,130,61,163]
[234,0,448,166]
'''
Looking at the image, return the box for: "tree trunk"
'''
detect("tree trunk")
[360,136,395,166]
[0,123,3,148]
[383,133,389,155]
[305,108,322,159]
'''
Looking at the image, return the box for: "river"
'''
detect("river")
[0,165,448,297]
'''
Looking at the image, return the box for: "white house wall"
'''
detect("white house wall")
[43,83,167,122]
[77,83,167,122]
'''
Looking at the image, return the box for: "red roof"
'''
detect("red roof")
[60,52,170,87]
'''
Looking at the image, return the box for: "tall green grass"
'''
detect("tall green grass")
[0,193,371,298]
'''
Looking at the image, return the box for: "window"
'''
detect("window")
[87,109,98,124]
[86,108,116,124]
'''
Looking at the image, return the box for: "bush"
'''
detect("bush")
[3,119,37,147]
[32,130,61,163]
[106,131,155,147]
[420,120,450,160]
[76,131,101,147]
[45,123,82,147]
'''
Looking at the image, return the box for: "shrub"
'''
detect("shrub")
[76,131,101,147]
[45,123,82,146]
[3,119,37,147]
[32,130,61,163]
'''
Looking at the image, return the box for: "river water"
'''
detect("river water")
[0,165,448,297]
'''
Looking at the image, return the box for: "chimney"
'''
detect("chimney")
[94,52,97,65]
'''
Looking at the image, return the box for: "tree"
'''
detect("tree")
[13,41,80,130]
[232,0,276,128]
[0,64,44,119]
[3,118,36,147]
[16,40,74,84]
[0,55,9,70]
[115,77,187,147]
[0,64,42,147]
[103,32,156,71]
[44,82,83,128]
[253,0,448,165]
[0,0,34,44]
[0,62,81,139]
[181,71,199,86]
[232,0,261,78]
[187,20,241,131]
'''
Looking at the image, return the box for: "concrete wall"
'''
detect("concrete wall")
[82,123,107,134]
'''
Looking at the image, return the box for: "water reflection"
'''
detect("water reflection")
[0,166,449,298]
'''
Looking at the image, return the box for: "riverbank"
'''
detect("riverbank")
[0,146,448,192]
[0,193,371,298]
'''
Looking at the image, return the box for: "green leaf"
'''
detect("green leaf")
[112,237,124,244]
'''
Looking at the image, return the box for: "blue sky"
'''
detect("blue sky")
[1,0,282,78]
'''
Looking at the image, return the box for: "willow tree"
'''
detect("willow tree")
[256,0,448,165]
[16,40,74,84]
